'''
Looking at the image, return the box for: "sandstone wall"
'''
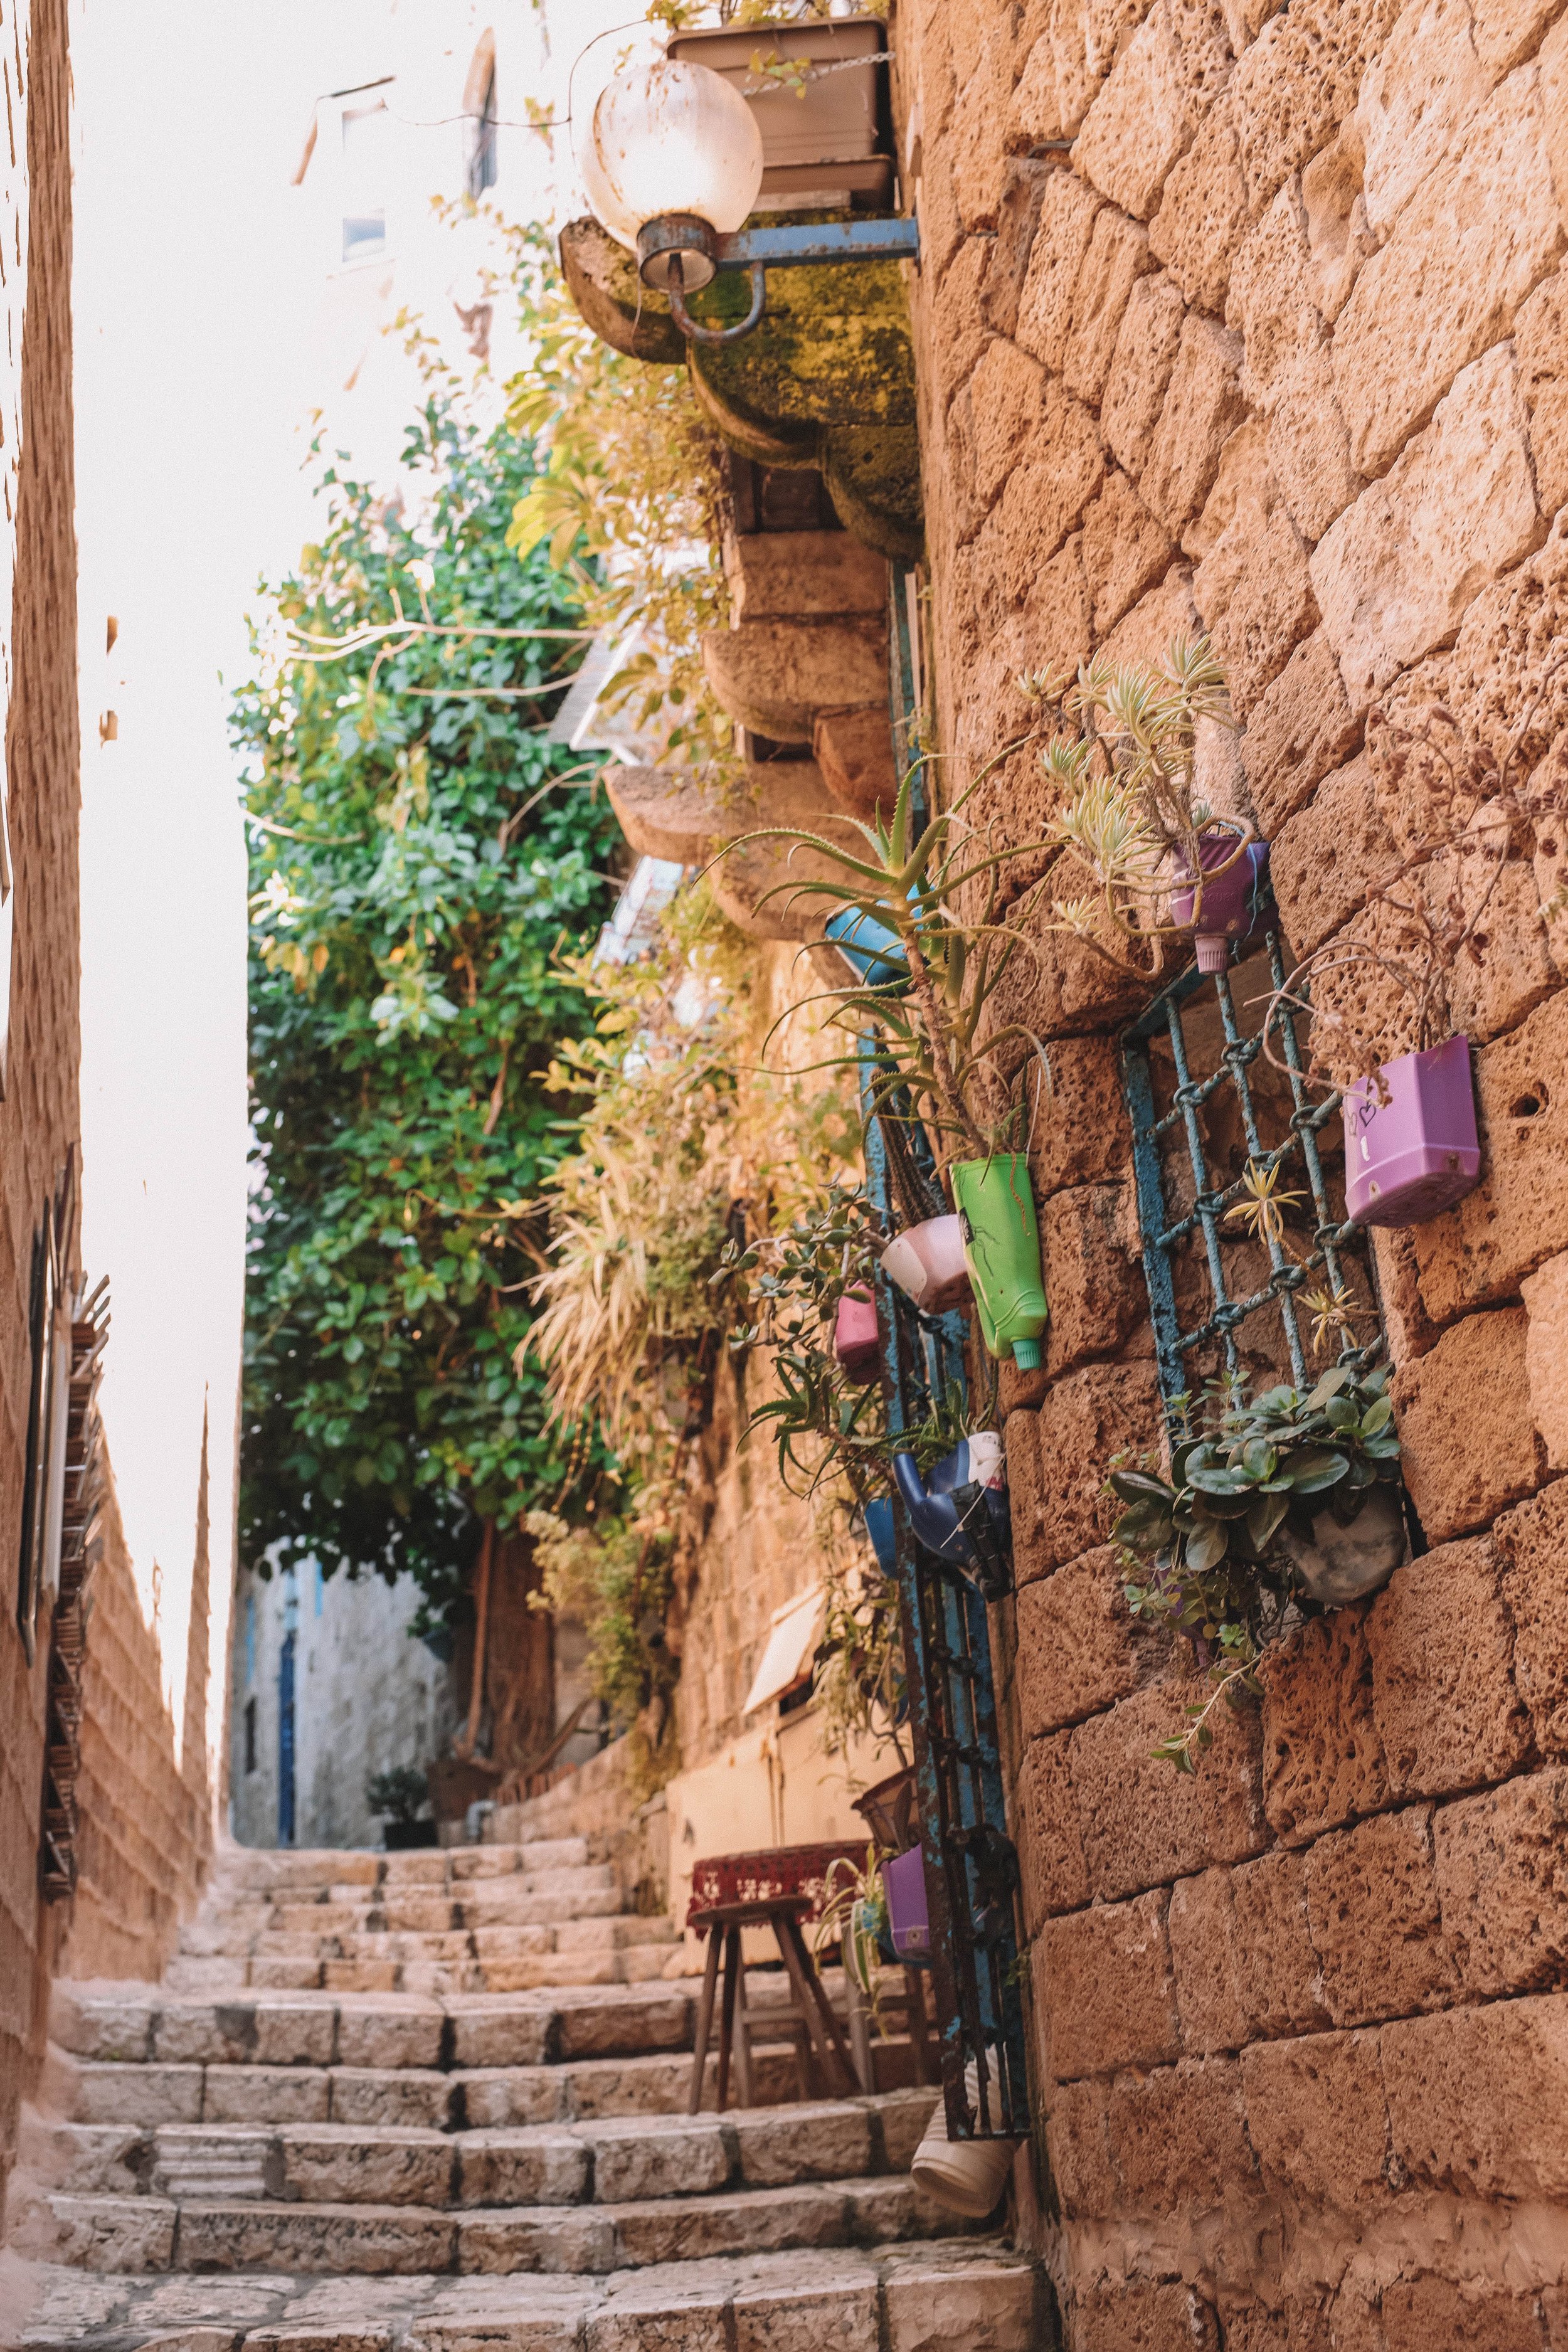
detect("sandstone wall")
[894,0,1568,2338]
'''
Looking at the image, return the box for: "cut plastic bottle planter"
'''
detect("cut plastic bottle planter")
[881,1214,971,1313]
[1343,1036,1481,1227]
[1170,832,1273,974]
[881,1843,930,1964]
[891,1431,1012,1597]
[950,1155,1048,1369]
[834,1288,881,1382]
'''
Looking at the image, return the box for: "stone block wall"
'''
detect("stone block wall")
[893,0,1568,2335]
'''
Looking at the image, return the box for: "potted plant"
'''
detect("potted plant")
[1168,832,1273,972]
[1111,1362,1405,1768]
[891,1429,1012,1599]
[366,1764,438,1850]
[834,1286,881,1380]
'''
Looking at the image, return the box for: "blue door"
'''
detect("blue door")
[278,1629,296,1846]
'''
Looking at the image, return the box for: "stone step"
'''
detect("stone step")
[14,2237,1042,2351]
[19,2167,956,2277]
[164,1934,682,2001]
[26,2090,934,2222]
[46,2043,935,2132]
[208,1838,591,1899]
[50,1982,701,2072]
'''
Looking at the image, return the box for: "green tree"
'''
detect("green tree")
[236,390,620,1617]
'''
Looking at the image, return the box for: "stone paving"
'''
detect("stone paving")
[6,1841,1046,2349]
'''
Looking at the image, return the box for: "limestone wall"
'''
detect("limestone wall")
[894,0,1568,2338]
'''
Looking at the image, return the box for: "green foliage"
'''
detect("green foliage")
[366,1765,429,1825]
[1111,1363,1403,1767]
[523,1508,674,1754]
[236,388,620,1606]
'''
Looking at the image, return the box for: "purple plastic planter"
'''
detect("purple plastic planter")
[834,1288,881,1382]
[1343,1034,1482,1227]
[882,1843,930,1964]
[1170,832,1273,973]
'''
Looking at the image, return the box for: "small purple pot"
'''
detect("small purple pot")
[882,1843,930,1964]
[1170,832,1273,973]
[1343,1035,1482,1227]
[834,1289,881,1382]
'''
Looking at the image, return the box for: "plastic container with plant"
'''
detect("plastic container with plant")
[366,1764,437,1850]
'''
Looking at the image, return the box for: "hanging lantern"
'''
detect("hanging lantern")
[585,60,764,291]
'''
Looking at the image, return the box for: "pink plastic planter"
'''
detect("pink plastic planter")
[882,1843,930,1964]
[1343,1034,1481,1227]
[1170,832,1272,973]
[880,1214,972,1314]
[834,1288,881,1382]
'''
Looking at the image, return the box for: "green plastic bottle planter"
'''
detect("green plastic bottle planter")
[950,1155,1048,1369]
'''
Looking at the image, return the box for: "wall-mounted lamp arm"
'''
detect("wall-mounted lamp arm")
[636,213,921,346]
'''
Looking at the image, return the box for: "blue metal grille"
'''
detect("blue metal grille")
[1121,933,1374,1405]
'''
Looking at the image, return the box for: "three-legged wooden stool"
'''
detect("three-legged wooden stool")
[687,1894,859,2114]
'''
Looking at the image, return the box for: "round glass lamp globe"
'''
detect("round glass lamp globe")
[588,60,763,273]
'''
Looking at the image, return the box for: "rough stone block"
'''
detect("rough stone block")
[1148,100,1251,315]
[1267,754,1380,956]
[972,379,1107,573]
[555,1993,692,2062]
[445,2006,552,2072]
[1193,480,1319,716]
[1391,1310,1542,1543]
[1470,0,1568,74]
[701,622,886,743]
[964,338,1047,516]
[1170,1850,1328,2052]
[731,2101,869,2188]
[1014,167,1103,372]
[725,533,888,625]
[1015,1730,1093,1926]
[1381,1991,1568,2198]
[1073,2279,1221,2351]
[1438,850,1562,1046]
[1239,2029,1394,2210]
[1367,1537,1532,1797]
[1040,1181,1148,1377]
[931,238,996,417]
[1140,314,1248,537]
[1359,0,1491,241]
[881,2257,1039,2352]
[1495,1478,1568,1754]
[1381,2277,1547,2352]
[1239,630,1364,836]
[1024,1360,1163,1576]
[458,2127,592,2208]
[1227,180,1322,408]
[1523,1253,1568,1473]
[731,2278,879,2352]
[1411,991,1568,1323]
[1266,349,1364,548]
[335,2005,444,2072]
[1015,1544,1153,1736]
[51,1993,155,2064]
[1230,0,1404,216]
[277,2126,454,2210]
[1101,271,1189,480]
[1044,2078,1120,2218]
[1069,1682,1269,1900]
[1104,2055,1258,2213]
[1036,1888,1181,2079]
[1064,207,1155,405]
[1311,344,1545,711]
[1081,472,1177,639]
[68,2062,204,2127]
[201,2067,331,2126]
[1335,63,1565,477]
[1168,1868,1249,2053]
[1303,1806,1454,2026]
[1516,267,1568,517]
[813,708,896,822]
[1434,1766,1568,1996]
[1258,1608,1389,1845]
[326,2069,452,2131]
[1072,0,1234,225]
[1024,1035,1135,1195]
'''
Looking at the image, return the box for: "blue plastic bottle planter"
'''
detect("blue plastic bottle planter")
[891,1433,1013,1599]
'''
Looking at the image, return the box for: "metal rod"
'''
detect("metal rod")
[715,216,921,271]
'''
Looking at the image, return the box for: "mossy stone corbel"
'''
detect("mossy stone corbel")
[559,218,686,366]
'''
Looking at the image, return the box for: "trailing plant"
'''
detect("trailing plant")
[1025,635,1253,981]
[1259,657,1568,1096]
[815,1848,892,2027]
[523,1506,677,1792]
[1111,1362,1402,1769]
[237,373,618,1608]
[813,1539,908,1768]
[493,224,738,775]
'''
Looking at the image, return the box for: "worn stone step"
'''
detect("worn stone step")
[22,2168,955,2277]
[209,1837,591,1901]
[15,2236,1041,2351]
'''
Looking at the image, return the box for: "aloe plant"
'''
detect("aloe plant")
[1111,1363,1403,1767]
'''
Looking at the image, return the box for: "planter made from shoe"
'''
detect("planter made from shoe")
[1343,1035,1481,1227]
[834,1288,881,1382]
[1170,830,1273,974]
[881,1214,971,1314]
[891,1432,1012,1596]
[950,1155,1048,1369]
[1278,1482,1406,1606]
[881,1843,930,1965]
[911,2063,1020,2216]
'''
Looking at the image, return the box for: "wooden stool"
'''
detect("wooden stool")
[687,1894,859,2114]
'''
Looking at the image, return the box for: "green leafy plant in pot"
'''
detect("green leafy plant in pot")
[1111,1362,1405,1769]
[366,1764,438,1850]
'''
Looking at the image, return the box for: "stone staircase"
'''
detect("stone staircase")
[8,1837,1047,2349]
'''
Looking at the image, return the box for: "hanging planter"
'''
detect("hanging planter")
[824,904,909,992]
[881,1841,930,1965]
[862,1495,896,1576]
[852,1763,918,1853]
[1343,1034,1481,1227]
[1276,1482,1407,1606]
[949,1155,1048,1370]
[834,1287,881,1381]
[1169,830,1273,974]
[891,1432,1012,1599]
[880,1214,972,1315]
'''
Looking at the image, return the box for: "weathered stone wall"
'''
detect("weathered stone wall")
[894,0,1568,2337]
